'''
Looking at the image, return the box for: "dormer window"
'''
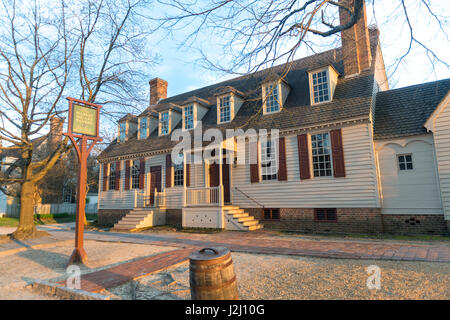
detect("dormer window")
[264,83,280,113]
[184,104,194,130]
[160,111,169,135]
[312,70,330,103]
[219,96,231,123]
[308,66,338,105]
[119,122,126,142]
[139,117,148,139]
[215,87,244,124]
[262,79,289,115]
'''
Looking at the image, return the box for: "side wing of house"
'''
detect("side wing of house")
[425,92,450,231]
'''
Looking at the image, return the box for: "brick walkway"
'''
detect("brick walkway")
[40,227,449,294]
[59,248,195,293]
[39,226,450,263]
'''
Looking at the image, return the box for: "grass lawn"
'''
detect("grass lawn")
[0,213,97,227]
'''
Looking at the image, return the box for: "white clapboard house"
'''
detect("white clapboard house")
[97,1,450,234]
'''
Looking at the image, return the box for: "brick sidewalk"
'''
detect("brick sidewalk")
[40,227,450,263]
[41,228,449,295]
[59,248,195,293]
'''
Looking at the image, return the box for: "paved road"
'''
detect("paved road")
[34,224,450,263]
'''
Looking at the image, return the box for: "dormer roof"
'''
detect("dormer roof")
[153,102,182,113]
[118,113,138,123]
[213,86,244,98]
[182,96,210,107]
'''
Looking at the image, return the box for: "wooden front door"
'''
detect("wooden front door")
[150,165,162,205]
[222,163,231,203]
[209,162,231,204]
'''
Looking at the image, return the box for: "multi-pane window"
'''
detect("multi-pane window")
[109,163,116,190]
[139,118,148,139]
[131,160,140,189]
[261,140,277,181]
[314,208,337,222]
[398,154,413,171]
[184,104,194,129]
[263,208,280,220]
[119,122,126,142]
[312,70,330,103]
[265,83,280,113]
[219,96,231,123]
[311,133,332,177]
[160,111,169,135]
[173,153,184,186]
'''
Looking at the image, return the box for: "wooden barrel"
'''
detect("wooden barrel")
[189,247,238,300]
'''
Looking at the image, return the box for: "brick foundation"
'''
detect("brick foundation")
[166,209,182,227]
[245,208,383,234]
[382,214,447,235]
[98,209,129,227]
[245,208,448,235]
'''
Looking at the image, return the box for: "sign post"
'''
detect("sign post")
[64,97,102,266]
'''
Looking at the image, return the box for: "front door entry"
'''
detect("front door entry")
[150,165,162,205]
[209,162,231,204]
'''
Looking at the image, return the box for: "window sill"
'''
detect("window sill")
[263,109,281,115]
[311,99,332,106]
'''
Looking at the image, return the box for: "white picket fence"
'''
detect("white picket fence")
[5,203,97,217]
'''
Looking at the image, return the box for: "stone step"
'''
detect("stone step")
[225,209,244,214]
[248,224,263,231]
[120,218,149,224]
[128,212,153,216]
[122,214,151,219]
[223,205,240,210]
[228,213,248,219]
[114,223,138,229]
[242,220,259,227]
[237,216,255,222]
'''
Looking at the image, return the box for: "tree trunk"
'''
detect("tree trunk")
[11,181,37,239]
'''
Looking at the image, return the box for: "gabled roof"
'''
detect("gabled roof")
[373,78,450,140]
[98,35,380,161]
[118,113,138,123]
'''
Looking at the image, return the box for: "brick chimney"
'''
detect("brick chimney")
[49,116,64,148]
[149,78,168,105]
[339,0,372,77]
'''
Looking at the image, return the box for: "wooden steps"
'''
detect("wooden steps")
[224,206,263,231]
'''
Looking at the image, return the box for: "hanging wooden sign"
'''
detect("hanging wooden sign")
[64,97,102,266]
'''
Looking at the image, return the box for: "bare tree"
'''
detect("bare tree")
[0,0,155,239]
[153,0,448,77]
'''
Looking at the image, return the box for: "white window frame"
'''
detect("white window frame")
[310,132,333,178]
[260,139,278,181]
[159,111,170,135]
[218,95,232,124]
[183,104,194,130]
[309,68,331,105]
[109,163,116,190]
[119,122,126,142]
[173,153,184,187]
[139,117,148,139]
[397,154,414,171]
[263,82,281,114]
[131,160,140,189]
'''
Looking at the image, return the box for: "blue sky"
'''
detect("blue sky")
[148,0,449,98]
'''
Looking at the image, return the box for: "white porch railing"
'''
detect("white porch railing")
[135,189,165,208]
[185,186,223,206]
